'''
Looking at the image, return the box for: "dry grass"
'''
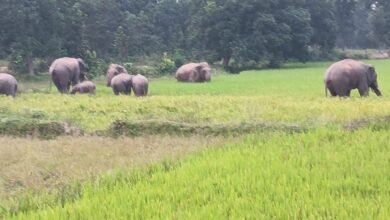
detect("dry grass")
[0,135,228,201]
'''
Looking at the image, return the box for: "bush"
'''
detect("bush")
[8,54,25,74]
[124,63,159,78]
[82,50,107,79]
[172,49,185,68]
[158,53,176,75]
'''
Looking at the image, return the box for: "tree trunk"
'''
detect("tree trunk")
[27,55,34,76]
[222,55,231,68]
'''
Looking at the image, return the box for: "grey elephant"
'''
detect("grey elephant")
[106,64,128,87]
[49,57,88,93]
[132,74,148,97]
[175,62,211,82]
[111,73,133,95]
[0,73,17,97]
[70,80,96,94]
[324,59,382,97]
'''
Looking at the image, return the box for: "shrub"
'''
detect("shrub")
[158,53,176,75]
[82,50,107,79]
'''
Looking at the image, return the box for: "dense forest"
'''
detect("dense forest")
[0,0,389,76]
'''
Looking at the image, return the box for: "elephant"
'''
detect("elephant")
[111,73,133,95]
[49,57,88,94]
[175,62,211,82]
[131,74,148,97]
[70,80,96,94]
[106,64,128,87]
[324,59,382,97]
[0,73,17,97]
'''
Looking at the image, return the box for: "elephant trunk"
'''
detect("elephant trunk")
[371,86,382,96]
[370,81,382,96]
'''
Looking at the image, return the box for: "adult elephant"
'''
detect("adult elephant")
[175,62,211,82]
[324,59,382,97]
[0,73,17,97]
[111,73,133,95]
[106,64,128,87]
[132,74,148,97]
[49,57,88,94]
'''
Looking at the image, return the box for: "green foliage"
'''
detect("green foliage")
[82,50,107,79]
[8,54,25,74]
[370,1,390,47]
[3,0,378,76]
[172,49,185,68]
[114,26,129,60]
[158,52,176,75]
[124,62,160,77]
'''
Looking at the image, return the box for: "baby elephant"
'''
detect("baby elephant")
[70,81,96,94]
[0,73,18,97]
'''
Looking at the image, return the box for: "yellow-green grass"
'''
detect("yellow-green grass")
[8,128,390,219]
[0,60,389,133]
[0,135,228,212]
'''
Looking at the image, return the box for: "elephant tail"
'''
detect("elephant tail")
[325,85,328,97]
[13,84,18,97]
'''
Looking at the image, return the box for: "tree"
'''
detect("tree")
[370,1,390,47]
[307,0,337,53]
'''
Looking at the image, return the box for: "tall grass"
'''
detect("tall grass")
[9,128,390,219]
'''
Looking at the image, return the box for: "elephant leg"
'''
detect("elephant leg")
[144,84,148,96]
[112,86,120,95]
[358,85,369,97]
[66,82,71,93]
[12,84,17,97]
[52,79,63,93]
[125,84,131,95]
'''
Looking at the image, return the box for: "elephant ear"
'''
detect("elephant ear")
[77,58,88,72]
[195,65,204,80]
[116,65,127,74]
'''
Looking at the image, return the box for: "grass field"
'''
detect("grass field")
[1,60,390,219]
[8,129,390,219]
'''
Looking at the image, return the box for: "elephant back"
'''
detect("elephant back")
[132,74,148,96]
[176,63,202,82]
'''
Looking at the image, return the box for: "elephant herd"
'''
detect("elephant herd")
[48,58,213,96]
[0,58,383,98]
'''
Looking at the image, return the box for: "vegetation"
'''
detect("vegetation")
[5,128,390,219]
[0,1,389,75]
[0,60,389,218]
[1,60,389,134]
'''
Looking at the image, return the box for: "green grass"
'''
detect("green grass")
[1,60,390,218]
[8,128,390,219]
[1,60,389,133]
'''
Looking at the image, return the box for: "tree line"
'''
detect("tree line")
[0,0,389,76]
